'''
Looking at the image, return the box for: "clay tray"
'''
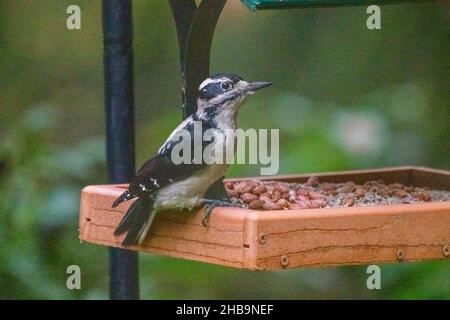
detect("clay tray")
[79,166,450,270]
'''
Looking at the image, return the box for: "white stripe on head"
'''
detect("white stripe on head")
[198,77,229,91]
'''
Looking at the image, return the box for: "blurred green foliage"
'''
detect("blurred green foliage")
[0,1,448,299]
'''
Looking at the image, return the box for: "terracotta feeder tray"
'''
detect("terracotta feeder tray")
[79,166,450,270]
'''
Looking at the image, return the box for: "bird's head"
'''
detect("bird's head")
[197,73,272,113]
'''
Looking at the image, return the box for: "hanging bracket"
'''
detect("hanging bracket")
[169,0,227,119]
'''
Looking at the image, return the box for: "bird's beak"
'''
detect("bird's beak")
[241,81,273,94]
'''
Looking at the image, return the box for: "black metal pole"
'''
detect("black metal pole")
[102,0,139,300]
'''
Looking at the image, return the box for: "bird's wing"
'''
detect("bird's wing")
[130,155,206,195]
[112,155,207,208]
[112,115,216,207]
[111,154,208,244]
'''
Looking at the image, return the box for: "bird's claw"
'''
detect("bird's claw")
[201,198,245,227]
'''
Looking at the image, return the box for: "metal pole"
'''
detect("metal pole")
[102,0,139,300]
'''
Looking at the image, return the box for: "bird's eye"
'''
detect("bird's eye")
[221,82,232,90]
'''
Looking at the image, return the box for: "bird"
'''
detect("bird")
[112,73,273,245]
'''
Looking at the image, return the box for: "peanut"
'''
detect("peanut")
[389,183,404,190]
[295,199,311,209]
[248,199,265,209]
[337,184,353,193]
[321,182,335,192]
[296,189,309,197]
[241,192,258,203]
[354,188,365,198]
[311,199,326,208]
[224,182,234,190]
[343,196,355,207]
[271,190,282,202]
[276,184,289,194]
[252,185,267,195]
[415,191,431,201]
[259,195,273,204]
[309,191,324,200]
[305,176,320,186]
[276,198,290,208]
[394,190,407,198]
[237,183,253,194]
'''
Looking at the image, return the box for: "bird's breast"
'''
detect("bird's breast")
[153,164,229,211]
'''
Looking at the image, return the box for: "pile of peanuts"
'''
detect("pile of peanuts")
[224,176,446,211]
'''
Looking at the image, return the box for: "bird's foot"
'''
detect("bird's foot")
[202,198,245,227]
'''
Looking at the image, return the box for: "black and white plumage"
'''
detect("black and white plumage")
[112,73,272,245]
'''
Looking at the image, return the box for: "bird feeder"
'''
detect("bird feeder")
[84,0,449,299]
[81,166,450,270]
[241,0,407,11]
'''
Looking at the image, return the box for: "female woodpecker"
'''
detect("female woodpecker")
[112,73,272,245]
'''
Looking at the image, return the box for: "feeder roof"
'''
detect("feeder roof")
[241,0,414,11]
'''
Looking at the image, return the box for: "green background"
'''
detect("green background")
[0,1,449,299]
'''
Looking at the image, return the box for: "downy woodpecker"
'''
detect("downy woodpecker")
[112,73,272,245]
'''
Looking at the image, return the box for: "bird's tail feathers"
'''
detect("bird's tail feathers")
[137,210,157,245]
[113,196,155,246]
[113,198,142,236]
[112,190,131,208]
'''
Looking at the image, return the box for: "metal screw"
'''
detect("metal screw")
[258,233,267,245]
[280,255,289,267]
[443,245,449,257]
[396,249,405,261]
